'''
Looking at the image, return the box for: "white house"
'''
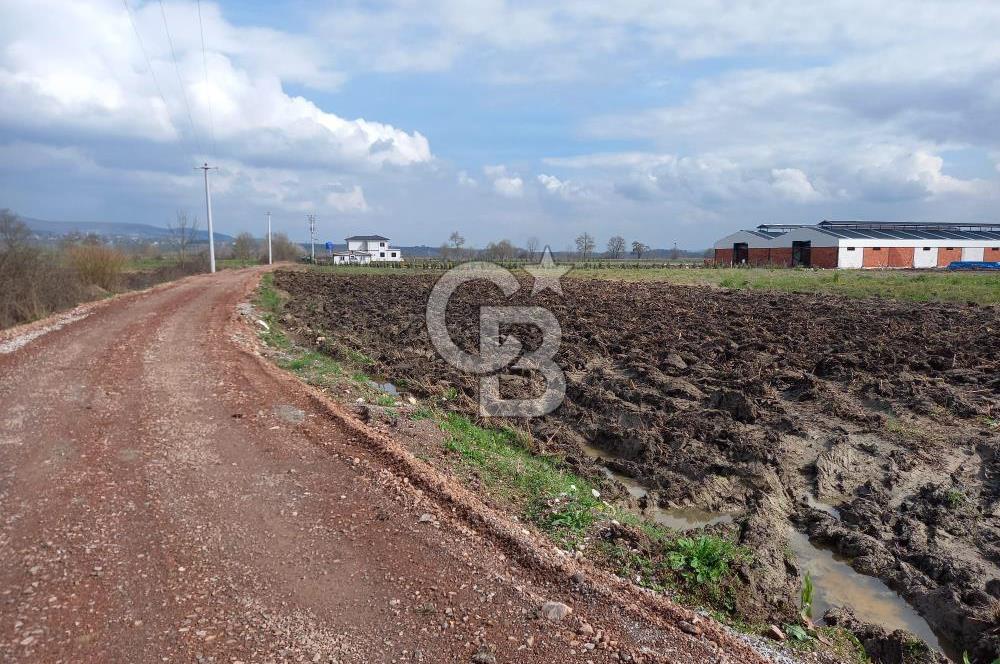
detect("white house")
[343,234,403,262]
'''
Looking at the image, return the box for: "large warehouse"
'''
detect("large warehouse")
[713,220,1000,268]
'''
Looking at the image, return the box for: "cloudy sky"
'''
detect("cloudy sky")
[2,1,999,248]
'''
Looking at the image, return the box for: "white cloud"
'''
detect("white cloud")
[770,168,823,202]
[493,176,524,198]
[536,173,594,200]
[314,1,1000,86]
[457,170,478,187]
[484,165,524,197]
[324,184,369,213]
[0,0,431,169]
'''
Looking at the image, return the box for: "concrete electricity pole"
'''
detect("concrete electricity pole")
[197,163,217,273]
[266,211,272,265]
[308,214,316,263]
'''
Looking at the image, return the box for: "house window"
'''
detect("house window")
[945,247,955,250]
[380,252,386,258]
[391,252,397,258]
[873,247,882,251]
[923,247,931,251]
[846,247,856,251]
[380,242,386,247]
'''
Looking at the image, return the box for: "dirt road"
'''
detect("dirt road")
[0,269,756,663]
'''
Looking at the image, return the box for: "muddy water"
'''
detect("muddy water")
[367,379,398,395]
[582,442,734,530]
[580,443,955,660]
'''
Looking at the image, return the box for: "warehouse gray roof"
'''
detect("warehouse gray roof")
[811,227,1000,241]
[753,220,1000,242]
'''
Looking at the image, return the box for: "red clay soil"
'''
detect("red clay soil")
[0,268,764,663]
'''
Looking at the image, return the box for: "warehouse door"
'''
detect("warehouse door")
[732,242,749,265]
[913,247,937,268]
[962,247,985,262]
[792,241,811,267]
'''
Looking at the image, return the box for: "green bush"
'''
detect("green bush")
[667,535,739,584]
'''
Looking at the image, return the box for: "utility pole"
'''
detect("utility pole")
[266,211,272,265]
[308,214,316,263]
[197,163,217,273]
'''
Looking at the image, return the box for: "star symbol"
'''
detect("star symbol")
[524,246,571,295]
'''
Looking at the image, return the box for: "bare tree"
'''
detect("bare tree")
[233,232,258,262]
[169,211,200,264]
[525,236,540,261]
[439,242,451,261]
[448,231,466,260]
[269,233,303,261]
[632,240,649,259]
[483,239,516,262]
[574,232,595,260]
[670,242,679,260]
[0,210,84,328]
[0,209,30,253]
[606,235,626,259]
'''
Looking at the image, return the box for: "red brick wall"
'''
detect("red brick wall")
[811,247,839,268]
[937,247,962,267]
[985,247,1000,261]
[715,248,733,265]
[748,248,771,266]
[887,247,914,268]
[768,248,793,267]
[863,247,887,268]
[863,247,914,268]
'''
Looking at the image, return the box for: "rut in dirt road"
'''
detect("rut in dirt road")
[0,269,752,664]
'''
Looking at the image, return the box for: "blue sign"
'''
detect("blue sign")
[325,241,333,254]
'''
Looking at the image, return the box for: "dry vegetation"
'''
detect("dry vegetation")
[0,209,209,329]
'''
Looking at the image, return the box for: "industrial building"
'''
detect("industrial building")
[713,220,1000,268]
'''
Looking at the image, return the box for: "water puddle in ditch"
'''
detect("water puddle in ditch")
[579,442,956,660]
[581,442,733,530]
[788,529,957,661]
[367,379,399,396]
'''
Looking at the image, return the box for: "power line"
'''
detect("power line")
[122,0,172,128]
[195,0,217,158]
[157,0,201,154]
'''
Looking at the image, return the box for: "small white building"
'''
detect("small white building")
[344,235,402,262]
[330,250,372,265]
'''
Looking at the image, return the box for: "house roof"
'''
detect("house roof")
[345,235,389,241]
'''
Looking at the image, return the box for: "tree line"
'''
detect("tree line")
[439,231,657,261]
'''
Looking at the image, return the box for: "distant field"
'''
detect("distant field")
[304,264,1000,305]
[572,267,1000,305]
[126,257,258,271]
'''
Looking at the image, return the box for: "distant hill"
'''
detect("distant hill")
[22,217,233,243]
